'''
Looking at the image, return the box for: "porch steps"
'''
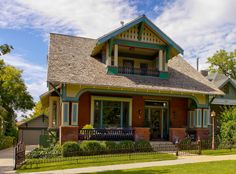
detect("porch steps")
[150,141,177,153]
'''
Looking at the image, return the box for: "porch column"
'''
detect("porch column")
[163,50,168,71]
[106,43,111,66]
[159,50,163,71]
[114,44,118,67]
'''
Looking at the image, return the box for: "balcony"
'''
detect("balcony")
[118,66,160,77]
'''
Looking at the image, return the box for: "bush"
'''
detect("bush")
[52,143,62,154]
[26,147,58,159]
[62,141,81,157]
[221,120,236,147]
[80,141,105,155]
[0,136,14,150]
[117,140,134,152]
[82,124,93,129]
[134,140,152,152]
[105,141,118,152]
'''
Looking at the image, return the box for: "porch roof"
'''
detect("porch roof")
[47,33,223,96]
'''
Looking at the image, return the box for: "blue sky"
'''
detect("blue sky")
[1,0,236,118]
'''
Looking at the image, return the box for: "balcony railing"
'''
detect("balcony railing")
[78,128,135,141]
[118,66,160,77]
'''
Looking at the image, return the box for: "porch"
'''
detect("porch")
[55,92,210,143]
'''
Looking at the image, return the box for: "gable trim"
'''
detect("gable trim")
[97,15,183,54]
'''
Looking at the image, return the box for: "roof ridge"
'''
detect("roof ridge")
[50,33,97,40]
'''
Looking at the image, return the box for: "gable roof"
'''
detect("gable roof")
[47,33,223,96]
[17,114,48,127]
[207,72,236,89]
[97,15,184,55]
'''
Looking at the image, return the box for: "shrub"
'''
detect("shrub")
[62,141,81,157]
[80,141,105,155]
[0,136,14,150]
[26,147,58,159]
[117,140,134,152]
[220,120,236,147]
[134,140,152,152]
[52,143,62,154]
[105,141,118,152]
[82,124,93,129]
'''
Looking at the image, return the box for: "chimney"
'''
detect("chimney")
[120,21,124,26]
[200,70,209,77]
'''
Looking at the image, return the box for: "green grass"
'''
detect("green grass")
[202,148,236,155]
[93,160,236,174]
[17,153,177,173]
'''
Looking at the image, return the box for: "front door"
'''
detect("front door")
[150,108,162,140]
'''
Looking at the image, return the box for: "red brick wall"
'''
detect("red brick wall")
[170,98,188,128]
[60,126,79,144]
[169,128,186,142]
[78,92,91,127]
[132,96,144,127]
[196,128,209,140]
[134,127,150,141]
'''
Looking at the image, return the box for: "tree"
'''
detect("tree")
[23,101,48,121]
[0,44,13,55]
[0,45,34,137]
[207,49,236,79]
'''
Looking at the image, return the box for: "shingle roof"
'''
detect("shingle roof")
[47,33,223,95]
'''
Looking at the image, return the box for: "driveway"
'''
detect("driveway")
[0,145,38,174]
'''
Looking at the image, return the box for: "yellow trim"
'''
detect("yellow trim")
[90,96,133,127]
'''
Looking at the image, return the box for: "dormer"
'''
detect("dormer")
[91,15,183,79]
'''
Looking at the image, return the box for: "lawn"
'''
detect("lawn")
[202,148,236,155]
[17,152,177,173]
[93,160,236,174]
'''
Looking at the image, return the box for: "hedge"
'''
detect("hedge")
[0,136,14,150]
[62,141,81,157]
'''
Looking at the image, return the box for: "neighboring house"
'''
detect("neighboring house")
[18,115,48,145]
[204,71,236,113]
[41,15,223,144]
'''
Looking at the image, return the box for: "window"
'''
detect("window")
[203,109,209,128]
[52,101,57,127]
[62,102,69,125]
[196,109,202,128]
[91,97,132,128]
[140,63,148,75]
[188,110,195,128]
[71,103,78,125]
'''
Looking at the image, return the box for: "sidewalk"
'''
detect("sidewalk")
[23,154,236,174]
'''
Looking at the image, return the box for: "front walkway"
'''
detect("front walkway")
[24,154,236,174]
[0,145,38,174]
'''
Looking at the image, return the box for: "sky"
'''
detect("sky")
[1,0,236,118]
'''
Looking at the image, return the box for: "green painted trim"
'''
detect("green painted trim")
[97,15,184,54]
[138,22,144,41]
[106,66,118,75]
[49,82,62,97]
[159,72,169,79]
[166,46,171,62]
[114,39,166,50]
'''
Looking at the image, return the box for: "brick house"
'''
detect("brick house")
[41,15,223,144]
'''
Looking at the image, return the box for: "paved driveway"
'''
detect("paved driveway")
[0,145,38,174]
[0,147,15,173]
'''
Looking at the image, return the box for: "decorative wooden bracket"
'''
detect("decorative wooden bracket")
[49,82,62,98]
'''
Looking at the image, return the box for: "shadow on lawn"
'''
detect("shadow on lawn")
[99,169,171,174]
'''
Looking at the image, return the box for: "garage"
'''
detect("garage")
[18,115,48,145]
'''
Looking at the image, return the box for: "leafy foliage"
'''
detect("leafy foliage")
[80,141,105,154]
[219,107,236,146]
[62,141,81,157]
[134,140,152,151]
[0,135,15,150]
[207,49,236,79]
[0,44,13,56]
[23,101,48,121]
[0,59,34,136]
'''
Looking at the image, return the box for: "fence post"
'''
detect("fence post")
[14,146,17,170]
[197,138,202,155]
[175,140,179,156]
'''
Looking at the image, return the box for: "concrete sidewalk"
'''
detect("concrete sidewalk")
[24,154,236,174]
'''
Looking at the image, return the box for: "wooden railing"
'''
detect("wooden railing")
[118,66,159,77]
[78,128,135,141]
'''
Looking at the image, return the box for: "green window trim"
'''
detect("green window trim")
[71,103,78,125]
[62,102,69,125]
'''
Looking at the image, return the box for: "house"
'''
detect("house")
[204,71,236,113]
[18,115,48,145]
[41,15,223,144]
